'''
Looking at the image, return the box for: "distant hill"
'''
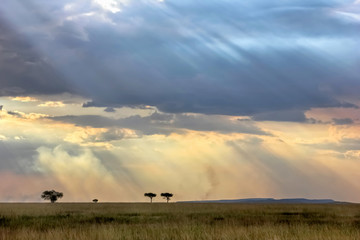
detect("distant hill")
[177,198,344,204]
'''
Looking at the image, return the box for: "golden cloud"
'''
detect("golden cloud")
[38,101,65,107]
[10,96,38,102]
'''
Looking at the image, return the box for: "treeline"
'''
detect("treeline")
[41,190,174,203]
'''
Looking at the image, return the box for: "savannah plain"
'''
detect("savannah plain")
[0,203,360,239]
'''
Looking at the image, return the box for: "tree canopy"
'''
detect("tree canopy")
[144,193,157,203]
[41,190,63,203]
[161,192,173,203]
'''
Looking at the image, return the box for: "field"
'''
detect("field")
[0,203,360,239]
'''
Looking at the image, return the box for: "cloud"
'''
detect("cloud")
[48,112,270,135]
[7,111,23,118]
[300,135,360,155]
[92,0,125,13]
[174,114,269,135]
[252,110,308,122]
[344,150,360,160]
[332,118,354,125]
[11,96,38,102]
[38,101,65,107]
[104,107,116,112]
[0,0,358,116]
[0,15,71,96]
[64,127,139,147]
[5,110,48,120]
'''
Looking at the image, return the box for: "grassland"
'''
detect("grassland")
[0,202,359,239]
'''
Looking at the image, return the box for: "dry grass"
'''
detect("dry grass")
[0,203,359,239]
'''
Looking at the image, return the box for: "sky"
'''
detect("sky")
[0,0,360,203]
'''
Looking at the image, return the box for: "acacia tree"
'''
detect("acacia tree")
[41,190,63,203]
[161,192,173,203]
[144,193,156,203]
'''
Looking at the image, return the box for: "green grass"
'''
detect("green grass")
[0,203,359,239]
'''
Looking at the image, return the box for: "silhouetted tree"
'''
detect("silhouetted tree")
[144,193,157,203]
[92,199,98,203]
[41,190,63,203]
[161,192,173,203]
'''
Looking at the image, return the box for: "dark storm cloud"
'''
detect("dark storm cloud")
[0,16,71,96]
[0,0,359,117]
[49,112,269,136]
